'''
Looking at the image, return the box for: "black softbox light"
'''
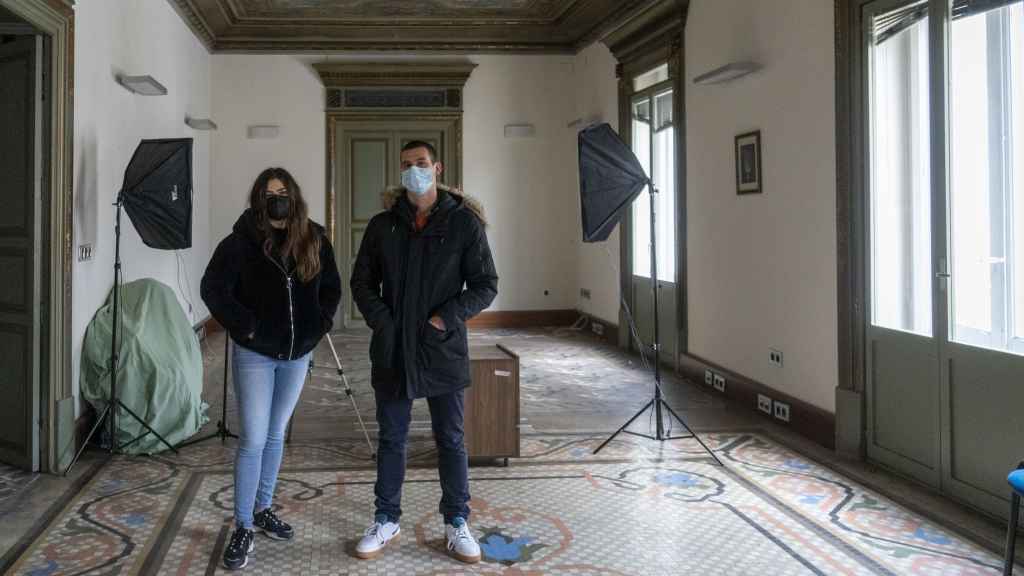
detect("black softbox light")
[578,123,650,243]
[121,138,193,250]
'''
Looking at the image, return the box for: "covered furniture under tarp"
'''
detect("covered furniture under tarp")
[80,278,208,454]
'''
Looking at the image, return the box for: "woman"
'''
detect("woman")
[201,167,342,570]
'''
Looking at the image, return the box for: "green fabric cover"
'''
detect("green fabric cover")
[80,278,208,454]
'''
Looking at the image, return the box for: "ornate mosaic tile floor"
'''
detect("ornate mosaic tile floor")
[0,464,38,515]
[4,432,1010,575]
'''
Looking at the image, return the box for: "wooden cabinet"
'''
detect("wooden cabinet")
[464,344,520,463]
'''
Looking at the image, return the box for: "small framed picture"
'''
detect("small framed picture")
[735,130,762,195]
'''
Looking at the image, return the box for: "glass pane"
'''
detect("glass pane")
[1013,4,1024,341]
[632,98,652,279]
[869,4,933,336]
[633,63,669,92]
[352,139,387,221]
[630,91,676,283]
[653,90,675,283]
[950,1,1024,353]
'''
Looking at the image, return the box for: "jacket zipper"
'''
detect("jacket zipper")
[265,253,296,361]
[286,276,295,360]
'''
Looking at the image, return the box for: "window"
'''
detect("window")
[634,63,669,92]
[631,89,676,282]
[949,0,1024,353]
[869,1,933,336]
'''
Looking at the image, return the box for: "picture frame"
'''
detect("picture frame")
[735,130,762,195]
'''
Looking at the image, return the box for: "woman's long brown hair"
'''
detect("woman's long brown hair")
[248,167,321,282]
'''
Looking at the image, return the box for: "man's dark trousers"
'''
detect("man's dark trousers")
[373,389,470,524]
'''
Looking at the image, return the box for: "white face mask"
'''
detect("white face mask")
[402,166,435,196]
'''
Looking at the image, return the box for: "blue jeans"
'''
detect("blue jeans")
[232,342,310,529]
[374,390,470,525]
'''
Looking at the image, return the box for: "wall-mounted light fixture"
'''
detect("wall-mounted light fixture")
[504,124,535,138]
[185,117,218,131]
[247,125,280,139]
[116,74,168,96]
[693,62,762,85]
[567,115,603,131]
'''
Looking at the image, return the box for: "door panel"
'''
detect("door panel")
[335,120,457,327]
[0,35,40,471]
[869,330,939,479]
[862,0,1024,519]
[341,130,392,324]
[351,139,388,222]
[630,86,677,365]
[864,0,939,487]
[941,0,1024,518]
[947,344,1024,504]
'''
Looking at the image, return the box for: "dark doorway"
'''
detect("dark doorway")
[0,7,44,471]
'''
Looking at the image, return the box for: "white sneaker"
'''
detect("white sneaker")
[445,518,481,564]
[355,520,400,559]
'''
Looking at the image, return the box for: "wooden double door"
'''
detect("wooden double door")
[332,117,461,328]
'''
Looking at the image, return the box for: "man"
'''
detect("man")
[350,140,498,564]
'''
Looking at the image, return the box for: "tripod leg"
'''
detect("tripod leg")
[593,399,655,455]
[328,333,375,460]
[115,401,179,454]
[659,400,724,466]
[64,404,112,476]
[342,376,376,459]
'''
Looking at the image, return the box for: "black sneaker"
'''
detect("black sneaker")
[223,527,254,570]
[254,507,294,540]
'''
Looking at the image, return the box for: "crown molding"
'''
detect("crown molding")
[314,61,477,88]
[165,0,215,51]
[162,0,658,54]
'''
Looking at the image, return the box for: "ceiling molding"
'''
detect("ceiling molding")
[165,0,215,51]
[602,0,687,65]
[314,61,477,88]
[163,0,660,54]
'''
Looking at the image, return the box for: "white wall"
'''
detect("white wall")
[685,0,837,411]
[572,42,622,325]
[72,0,212,412]
[210,53,580,314]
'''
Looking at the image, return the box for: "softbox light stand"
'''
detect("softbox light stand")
[65,194,179,475]
[65,139,194,476]
[176,335,238,448]
[578,124,721,465]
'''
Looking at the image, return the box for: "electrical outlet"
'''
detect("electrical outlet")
[757,394,773,414]
[591,321,604,336]
[773,401,791,422]
[704,370,714,385]
[769,348,784,367]
[580,288,592,300]
[78,243,94,262]
[713,374,726,393]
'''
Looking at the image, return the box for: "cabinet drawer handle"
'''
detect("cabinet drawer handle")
[494,370,512,377]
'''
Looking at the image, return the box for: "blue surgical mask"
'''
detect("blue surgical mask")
[402,166,435,196]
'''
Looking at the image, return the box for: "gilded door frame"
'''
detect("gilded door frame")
[327,112,463,327]
[316,62,473,329]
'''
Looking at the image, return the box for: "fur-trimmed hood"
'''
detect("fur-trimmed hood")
[381,184,487,225]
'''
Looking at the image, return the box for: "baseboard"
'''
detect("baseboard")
[576,311,620,346]
[677,353,836,450]
[72,405,96,459]
[199,316,223,336]
[467,309,578,329]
